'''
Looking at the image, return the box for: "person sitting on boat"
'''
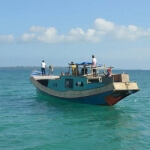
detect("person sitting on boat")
[49,65,53,75]
[60,72,64,76]
[92,55,97,77]
[65,72,70,75]
[104,67,112,77]
[81,65,88,75]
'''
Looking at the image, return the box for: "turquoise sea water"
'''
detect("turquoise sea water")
[0,67,150,150]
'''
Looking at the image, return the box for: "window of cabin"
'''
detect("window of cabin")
[65,79,73,88]
[53,83,57,87]
[76,82,84,87]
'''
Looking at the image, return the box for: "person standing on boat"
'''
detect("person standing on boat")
[71,62,76,75]
[49,65,53,75]
[41,60,46,75]
[74,65,79,76]
[92,55,97,77]
[81,65,88,75]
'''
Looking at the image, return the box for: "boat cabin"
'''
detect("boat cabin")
[67,62,129,84]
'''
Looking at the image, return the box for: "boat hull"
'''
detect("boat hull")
[30,76,139,106]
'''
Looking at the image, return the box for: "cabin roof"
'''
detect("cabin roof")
[69,62,102,67]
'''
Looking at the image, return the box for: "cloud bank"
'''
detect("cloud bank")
[1,18,150,43]
[0,34,15,43]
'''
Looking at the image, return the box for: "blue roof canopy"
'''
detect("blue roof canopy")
[69,62,102,67]
[75,62,92,65]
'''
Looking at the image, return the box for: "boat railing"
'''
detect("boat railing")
[86,73,130,84]
[101,74,130,85]
[112,74,129,82]
[69,63,105,77]
[69,63,129,83]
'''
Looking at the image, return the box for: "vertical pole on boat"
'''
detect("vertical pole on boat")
[68,65,70,74]
[104,64,106,74]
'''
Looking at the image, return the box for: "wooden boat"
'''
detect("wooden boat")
[30,62,139,106]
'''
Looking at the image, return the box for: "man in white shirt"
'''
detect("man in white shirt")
[92,55,97,77]
[41,60,46,75]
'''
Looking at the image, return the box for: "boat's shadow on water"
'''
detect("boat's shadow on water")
[33,92,132,122]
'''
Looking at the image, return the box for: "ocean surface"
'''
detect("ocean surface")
[0,67,150,150]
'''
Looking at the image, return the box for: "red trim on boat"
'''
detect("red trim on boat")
[105,95,122,106]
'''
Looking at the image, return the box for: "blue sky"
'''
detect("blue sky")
[1,0,150,69]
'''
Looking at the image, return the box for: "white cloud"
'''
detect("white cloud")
[69,28,84,35]
[114,25,144,40]
[0,34,14,43]
[2,18,150,44]
[95,18,115,32]
[85,29,101,42]
[30,26,46,33]
[66,28,85,41]
[20,18,150,43]
[21,33,36,42]
[37,27,64,43]
[21,27,64,43]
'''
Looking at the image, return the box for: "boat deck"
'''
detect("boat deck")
[31,75,60,80]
